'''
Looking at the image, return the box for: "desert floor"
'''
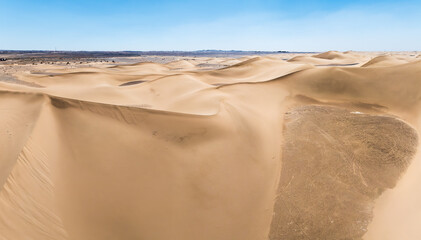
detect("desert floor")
[0,51,421,240]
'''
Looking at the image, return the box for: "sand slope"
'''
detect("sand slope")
[1,52,421,240]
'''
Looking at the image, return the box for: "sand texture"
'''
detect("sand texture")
[0,51,420,240]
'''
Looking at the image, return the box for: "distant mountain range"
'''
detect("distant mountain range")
[0,50,295,59]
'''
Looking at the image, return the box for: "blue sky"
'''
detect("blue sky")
[0,0,420,51]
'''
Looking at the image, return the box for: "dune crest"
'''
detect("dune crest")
[361,55,418,67]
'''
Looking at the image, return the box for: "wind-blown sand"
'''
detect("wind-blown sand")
[0,51,420,240]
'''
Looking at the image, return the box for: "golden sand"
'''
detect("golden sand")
[0,51,420,240]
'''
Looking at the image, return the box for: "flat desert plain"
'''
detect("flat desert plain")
[0,51,421,240]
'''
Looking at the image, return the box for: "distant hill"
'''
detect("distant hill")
[0,50,292,59]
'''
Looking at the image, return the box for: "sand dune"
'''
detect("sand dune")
[288,51,366,66]
[313,50,352,60]
[361,55,416,67]
[165,60,197,69]
[1,51,421,240]
[196,57,312,84]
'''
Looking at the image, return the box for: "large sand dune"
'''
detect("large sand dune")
[1,52,421,240]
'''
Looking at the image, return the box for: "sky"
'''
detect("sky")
[0,0,420,51]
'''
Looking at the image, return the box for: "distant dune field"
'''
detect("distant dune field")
[0,51,421,240]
